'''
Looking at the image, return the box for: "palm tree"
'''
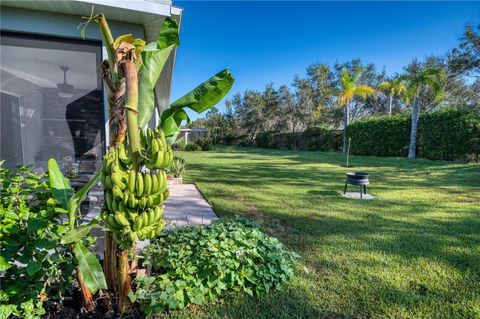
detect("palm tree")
[338,68,375,152]
[400,67,445,159]
[379,78,406,115]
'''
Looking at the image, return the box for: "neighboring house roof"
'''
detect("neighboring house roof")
[0,0,183,125]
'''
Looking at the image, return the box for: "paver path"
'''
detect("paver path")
[164,183,218,227]
[90,183,218,257]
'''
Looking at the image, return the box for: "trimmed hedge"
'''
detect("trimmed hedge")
[256,128,342,151]
[347,108,480,161]
[347,114,411,157]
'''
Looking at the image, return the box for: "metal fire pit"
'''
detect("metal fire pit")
[344,172,369,199]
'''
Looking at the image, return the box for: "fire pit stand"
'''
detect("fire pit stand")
[344,172,370,199]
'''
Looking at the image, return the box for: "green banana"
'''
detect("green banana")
[111,171,127,190]
[114,212,130,227]
[105,175,114,189]
[128,170,136,194]
[112,185,124,200]
[151,173,159,193]
[144,173,152,195]
[136,172,144,197]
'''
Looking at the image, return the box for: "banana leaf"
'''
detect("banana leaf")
[61,225,91,244]
[48,159,74,210]
[138,45,176,129]
[74,241,107,295]
[157,17,179,49]
[67,170,102,228]
[159,69,235,144]
[137,17,179,129]
[170,69,234,113]
[160,108,190,144]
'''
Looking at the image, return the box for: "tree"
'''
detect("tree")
[232,91,265,145]
[337,68,375,152]
[400,66,446,159]
[449,23,480,78]
[378,78,406,115]
[306,63,337,127]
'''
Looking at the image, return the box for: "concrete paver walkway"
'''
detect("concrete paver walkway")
[90,183,218,257]
[164,183,218,227]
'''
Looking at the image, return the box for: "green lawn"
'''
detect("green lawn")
[163,147,480,319]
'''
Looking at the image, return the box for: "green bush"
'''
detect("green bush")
[256,128,342,151]
[300,127,342,151]
[347,108,480,161]
[175,140,187,151]
[184,142,201,151]
[347,114,411,157]
[196,136,214,151]
[417,108,480,161]
[131,218,300,314]
[0,164,75,319]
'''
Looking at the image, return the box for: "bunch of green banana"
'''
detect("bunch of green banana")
[140,128,173,170]
[100,126,173,250]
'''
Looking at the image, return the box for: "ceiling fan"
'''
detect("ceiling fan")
[56,65,75,99]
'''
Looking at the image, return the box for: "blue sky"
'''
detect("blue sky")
[170,1,480,120]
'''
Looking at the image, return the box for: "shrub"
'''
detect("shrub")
[0,164,75,319]
[184,142,201,151]
[417,108,480,161]
[347,108,480,161]
[256,128,342,151]
[130,218,300,314]
[175,140,187,151]
[299,127,342,151]
[196,136,214,151]
[347,114,411,157]
[165,157,187,178]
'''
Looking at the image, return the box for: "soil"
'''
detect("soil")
[43,291,144,319]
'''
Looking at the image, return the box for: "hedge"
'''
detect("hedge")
[256,127,342,151]
[347,108,480,161]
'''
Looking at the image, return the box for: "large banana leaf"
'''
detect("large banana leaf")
[67,170,102,228]
[160,108,190,143]
[138,18,179,129]
[138,45,175,128]
[48,159,74,210]
[74,241,107,295]
[157,17,179,49]
[170,69,234,113]
[159,69,235,143]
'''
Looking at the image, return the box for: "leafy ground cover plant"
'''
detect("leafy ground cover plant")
[0,163,75,319]
[130,218,300,315]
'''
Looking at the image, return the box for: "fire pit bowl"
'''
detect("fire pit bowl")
[344,172,370,199]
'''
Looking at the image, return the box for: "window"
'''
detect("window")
[0,32,105,177]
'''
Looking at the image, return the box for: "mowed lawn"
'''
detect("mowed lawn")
[165,147,480,319]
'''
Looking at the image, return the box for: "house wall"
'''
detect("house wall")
[0,6,145,41]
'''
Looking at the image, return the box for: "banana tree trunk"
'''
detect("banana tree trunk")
[408,96,419,159]
[342,103,349,153]
[96,15,122,299]
[76,267,94,312]
[116,59,138,313]
[388,94,393,116]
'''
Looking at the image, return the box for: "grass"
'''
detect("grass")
[161,147,480,318]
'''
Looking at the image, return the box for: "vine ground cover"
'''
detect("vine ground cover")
[163,146,479,318]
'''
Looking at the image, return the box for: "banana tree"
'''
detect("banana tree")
[80,13,234,313]
[47,159,107,312]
